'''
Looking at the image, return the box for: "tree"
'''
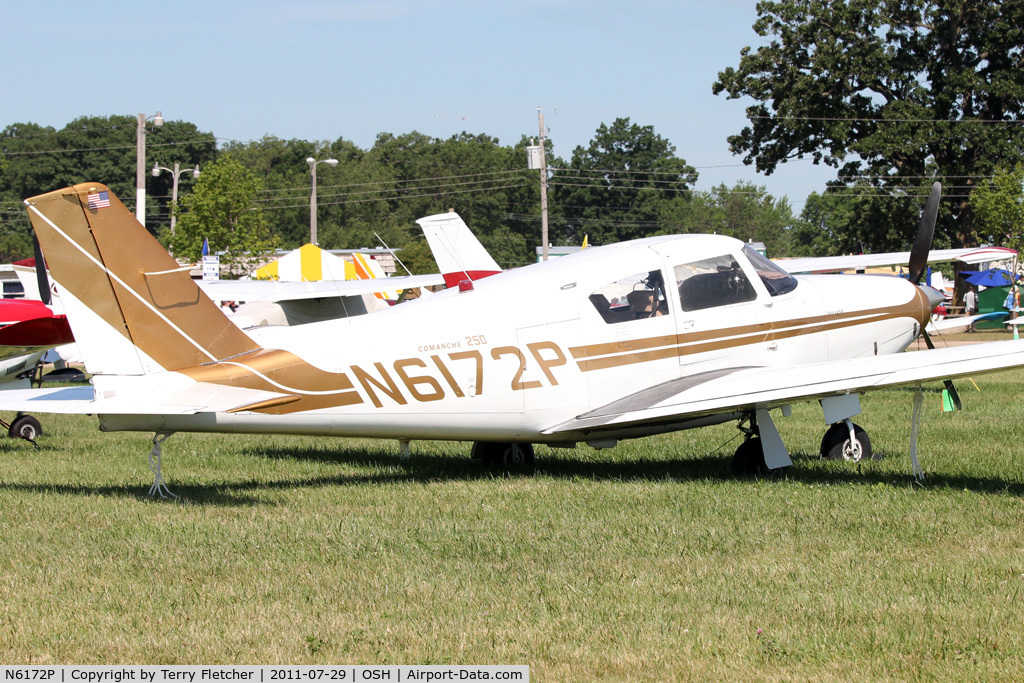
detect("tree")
[713,1,1024,249]
[169,156,277,271]
[788,182,952,257]
[969,166,1024,255]
[551,118,697,246]
[394,237,437,275]
[0,115,216,238]
[363,131,535,264]
[673,181,796,256]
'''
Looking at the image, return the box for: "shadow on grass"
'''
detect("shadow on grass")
[2,443,1022,505]
[248,442,1024,496]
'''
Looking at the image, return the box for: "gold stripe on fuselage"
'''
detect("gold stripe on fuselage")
[569,295,928,372]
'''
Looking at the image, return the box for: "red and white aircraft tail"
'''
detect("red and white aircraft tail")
[417,212,501,288]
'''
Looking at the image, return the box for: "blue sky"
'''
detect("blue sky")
[3,0,834,209]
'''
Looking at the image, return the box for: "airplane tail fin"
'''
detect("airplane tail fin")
[416,212,502,288]
[23,183,260,376]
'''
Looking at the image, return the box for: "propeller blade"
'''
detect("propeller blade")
[908,182,941,285]
[920,328,962,411]
[31,235,51,306]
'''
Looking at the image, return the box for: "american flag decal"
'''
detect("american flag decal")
[87,191,110,210]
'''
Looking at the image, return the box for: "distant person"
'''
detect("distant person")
[964,287,978,332]
[964,287,978,316]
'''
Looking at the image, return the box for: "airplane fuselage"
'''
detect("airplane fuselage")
[97,235,931,444]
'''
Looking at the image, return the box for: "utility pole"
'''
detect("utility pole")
[307,156,338,246]
[135,111,163,226]
[537,107,550,261]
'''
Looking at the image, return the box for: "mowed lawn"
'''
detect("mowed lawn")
[1,367,1024,680]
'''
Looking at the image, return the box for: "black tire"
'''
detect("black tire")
[9,414,42,440]
[471,441,534,469]
[820,422,875,461]
[499,443,534,468]
[731,437,767,475]
[470,441,499,461]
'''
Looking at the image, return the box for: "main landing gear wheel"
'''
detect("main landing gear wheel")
[731,437,768,475]
[9,414,42,441]
[471,441,535,469]
[820,422,875,461]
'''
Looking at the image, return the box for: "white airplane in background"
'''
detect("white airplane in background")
[193,211,499,327]
[8,181,1024,496]
[776,246,1015,275]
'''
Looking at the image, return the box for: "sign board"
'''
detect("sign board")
[202,255,220,281]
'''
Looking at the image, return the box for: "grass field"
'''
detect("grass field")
[2,367,1024,680]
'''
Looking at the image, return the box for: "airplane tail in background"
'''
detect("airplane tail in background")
[23,183,260,377]
[417,212,502,288]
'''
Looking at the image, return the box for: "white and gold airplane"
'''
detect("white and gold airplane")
[7,181,1024,493]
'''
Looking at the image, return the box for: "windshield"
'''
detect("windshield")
[743,245,798,297]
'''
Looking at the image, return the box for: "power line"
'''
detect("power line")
[551,175,697,189]
[750,114,1024,124]
[0,122,139,139]
[0,138,216,156]
[549,166,700,177]
[258,169,528,196]
[258,181,528,211]
[254,176,529,208]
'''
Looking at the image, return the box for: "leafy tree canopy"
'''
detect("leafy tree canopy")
[170,155,278,271]
[714,0,1024,249]
[674,181,796,256]
[969,165,1024,257]
[552,118,697,246]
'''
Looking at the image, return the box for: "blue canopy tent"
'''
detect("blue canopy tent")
[958,268,1017,287]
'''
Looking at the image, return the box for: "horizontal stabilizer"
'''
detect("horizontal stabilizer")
[0,381,296,416]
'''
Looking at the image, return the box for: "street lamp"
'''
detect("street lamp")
[151,162,200,233]
[136,111,164,226]
[307,156,338,246]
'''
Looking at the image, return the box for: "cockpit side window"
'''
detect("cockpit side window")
[589,270,670,324]
[675,255,757,312]
[742,244,799,297]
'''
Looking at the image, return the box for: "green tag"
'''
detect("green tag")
[941,389,955,412]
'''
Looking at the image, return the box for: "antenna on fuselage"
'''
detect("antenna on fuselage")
[374,232,413,278]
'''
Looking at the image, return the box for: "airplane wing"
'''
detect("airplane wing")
[0,382,296,415]
[926,311,1006,334]
[544,340,1024,435]
[196,274,444,303]
[0,315,74,353]
[776,246,1016,274]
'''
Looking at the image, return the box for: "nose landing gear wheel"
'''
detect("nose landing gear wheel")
[820,422,875,461]
[471,441,535,469]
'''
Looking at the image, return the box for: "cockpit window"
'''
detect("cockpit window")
[743,245,798,297]
[675,255,757,311]
[589,270,670,323]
